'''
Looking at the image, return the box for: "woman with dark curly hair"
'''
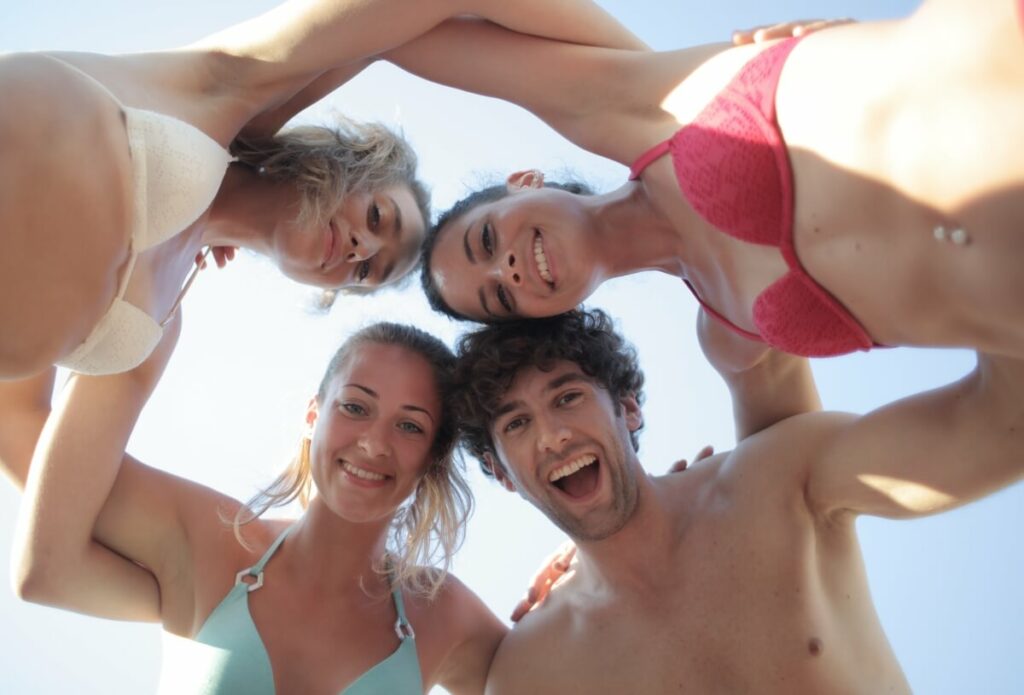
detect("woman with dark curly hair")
[392,0,1024,361]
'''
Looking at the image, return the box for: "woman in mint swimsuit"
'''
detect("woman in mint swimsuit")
[12,317,505,694]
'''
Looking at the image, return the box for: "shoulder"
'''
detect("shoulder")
[410,572,507,695]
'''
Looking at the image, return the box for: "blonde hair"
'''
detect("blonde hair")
[233,323,472,599]
[233,118,431,307]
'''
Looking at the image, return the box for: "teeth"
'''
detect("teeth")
[548,454,596,483]
[341,461,386,482]
[534,234,554,284]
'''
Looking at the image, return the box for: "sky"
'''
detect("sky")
[1,1,1021,693]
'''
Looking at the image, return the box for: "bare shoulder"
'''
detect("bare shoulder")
[485,586,574,695]
[408,572,507,695]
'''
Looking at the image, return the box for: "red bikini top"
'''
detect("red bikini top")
[630,38,879,358]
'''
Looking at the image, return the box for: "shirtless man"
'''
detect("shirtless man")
[453,308,1024,694]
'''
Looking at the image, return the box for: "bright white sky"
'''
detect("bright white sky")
[1,1,1021,693]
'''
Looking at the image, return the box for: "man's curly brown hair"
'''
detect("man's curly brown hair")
[454,309,646,477]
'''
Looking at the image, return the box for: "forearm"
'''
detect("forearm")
[0,369,55,489]
[727,351,821,440]
[195,0,646,91]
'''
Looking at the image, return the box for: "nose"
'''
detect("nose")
[535,413,571,454]
[346,227,383,262]
[491,250,522,287]
[358,421,392,459]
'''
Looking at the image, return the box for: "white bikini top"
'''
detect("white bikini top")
[55,63,232,375]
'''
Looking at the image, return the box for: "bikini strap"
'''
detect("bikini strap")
[390,581,416,641]
[234,526,291,593]
[628,140,672,180]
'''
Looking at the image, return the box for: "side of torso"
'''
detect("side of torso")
[489,428,909,694]
[616,2,1024,351]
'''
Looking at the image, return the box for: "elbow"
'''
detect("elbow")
[10,550,71,606]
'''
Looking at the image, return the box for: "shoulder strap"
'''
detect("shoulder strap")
[390,581,416,640]
[628,140,672,180]
[235,526,291,592]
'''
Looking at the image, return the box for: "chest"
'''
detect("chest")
[248,582,407,694]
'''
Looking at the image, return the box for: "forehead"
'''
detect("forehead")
[500,360,594,403]
[330,342,441,413]
[385,185,428,282]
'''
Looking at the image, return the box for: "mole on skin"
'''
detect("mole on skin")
[808,637,824,656]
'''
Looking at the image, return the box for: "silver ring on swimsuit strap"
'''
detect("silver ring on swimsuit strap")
[235,568,264,593]
[394,617,415,641]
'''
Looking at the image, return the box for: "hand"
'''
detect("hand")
[510,541,577,623]
[732,18,854,45]
[196,246,236,270]
[669,445,714,473]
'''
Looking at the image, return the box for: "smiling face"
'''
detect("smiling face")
[487,360,643,541]
[429,182,605,321]
[307,342,441,523]
[273,183,427,291]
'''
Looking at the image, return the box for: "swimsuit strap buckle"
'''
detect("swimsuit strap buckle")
[394,616,415,641]
[235,567,265,593]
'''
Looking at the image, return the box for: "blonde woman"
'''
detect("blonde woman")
[0,0,646,380]
[12,318,507,693]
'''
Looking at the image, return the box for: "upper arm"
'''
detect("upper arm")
[433,576,508,695]
[384,18,651,161]
[698,310,821,441]
[807,353,1024,520]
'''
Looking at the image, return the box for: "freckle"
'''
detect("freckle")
[854,242,861,251]
[813,227,821,234]
[808,638,824,656]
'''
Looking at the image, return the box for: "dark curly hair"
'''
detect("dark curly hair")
[420,179,593,322]
[454,309,645,477]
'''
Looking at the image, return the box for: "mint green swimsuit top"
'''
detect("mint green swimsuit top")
[173,528,423,695]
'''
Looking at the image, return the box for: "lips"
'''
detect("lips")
[548,453,600,500]
[338,459,390,487]
[322,221,338,270]
[532,230,555,288]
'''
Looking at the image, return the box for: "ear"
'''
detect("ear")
[304,397,319,438]
[506,169,545,192]
[619,393,643,433]
[484,451,517,493]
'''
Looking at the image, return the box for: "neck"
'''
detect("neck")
[586,182,694,281]
[277,499,394,595]
[573,470,684,594]
[201,163,294,254]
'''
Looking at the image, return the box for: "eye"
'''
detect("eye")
[398,421,425,435]
[357,260,371,282]
[481,223,494,256]
[556,391,581,407]
[341,402,367,416]
[496,284,513,313]
[367,202,382,230]
[503,416,528,434]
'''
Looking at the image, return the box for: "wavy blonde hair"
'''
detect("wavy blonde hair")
[233,119,431,306]
[232,323,472,599]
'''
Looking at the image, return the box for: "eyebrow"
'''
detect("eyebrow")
[492,372,589,420]
[463,223,476,264]
[345,383,436,423]
[378,197,403,285]
[478,288,495,318]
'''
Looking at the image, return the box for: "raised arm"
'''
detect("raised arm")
[197,0,645,116]
[236,0,646,138]
[698,309,821,441]
[1,369,161,623]
[806,352,1024,521]
[11,317,240,633]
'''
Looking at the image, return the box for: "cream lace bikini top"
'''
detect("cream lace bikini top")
[54,58,232,375]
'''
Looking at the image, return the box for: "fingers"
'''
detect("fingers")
[669,458,689,473]
[670,445,714,474]
[732,18,853,45]
[510,541,577,622]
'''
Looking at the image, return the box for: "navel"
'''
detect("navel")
[808,637,824,656]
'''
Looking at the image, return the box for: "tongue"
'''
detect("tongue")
[558,463,599,499]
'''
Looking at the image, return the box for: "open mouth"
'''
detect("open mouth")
[548,454,600,499]
[339,460,390,486]
[533,230,555,288]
